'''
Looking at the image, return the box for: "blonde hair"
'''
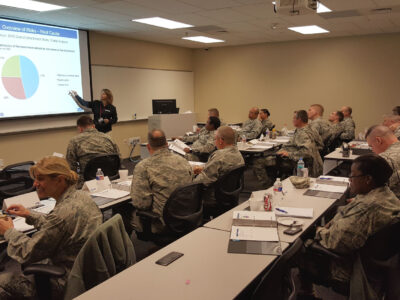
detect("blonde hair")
[30,156,78,186]
[102,89,113,105]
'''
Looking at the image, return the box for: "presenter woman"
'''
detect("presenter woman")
[70,89,117,133]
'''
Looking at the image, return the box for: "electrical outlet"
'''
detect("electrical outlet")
[125,137,140,146]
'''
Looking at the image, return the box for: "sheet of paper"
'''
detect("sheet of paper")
[13,217,34,232]
[32,200,56,214]
[248,145,273,150]
[274,207,313,218]
[310,184,348,193]
[230,226,279,241]
[188,161,206,167]
[3,192,40,210]
[233,211,276,221]
[92,189,129,199]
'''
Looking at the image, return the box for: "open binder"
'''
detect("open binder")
[227,211,282,255]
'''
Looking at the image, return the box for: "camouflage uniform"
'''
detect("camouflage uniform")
[340,117,355,140]
[379,141,400,198]
[281,126,323,176]
[182,128,216,161]
[327,122,344,145]
[309,117,331,145]
[66,128,120,187]
[253,126,323,187]
[130,148,193,233]
[1,187,102,298]
[306,124,324,151]
[240,119,263,140]
[260,119,275,134]
[315,186,400,283]
[194,145,244,207]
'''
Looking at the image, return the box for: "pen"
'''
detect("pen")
[320,177,332,180]
[236,228,239,237]
[275,208,288,214]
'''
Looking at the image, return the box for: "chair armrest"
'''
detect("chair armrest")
[136,210,159,220]
[23,264,65,277]
[308,241,342,260]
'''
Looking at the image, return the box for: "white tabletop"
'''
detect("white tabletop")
[324,148,359,161]
[323,148,359,174]
[204,178,337,243]
[76,227,289,300]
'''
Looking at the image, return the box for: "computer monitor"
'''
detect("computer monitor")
[152,99,179,114]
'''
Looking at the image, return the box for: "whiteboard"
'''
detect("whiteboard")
[0,65,194,134]
[91,65,194,121]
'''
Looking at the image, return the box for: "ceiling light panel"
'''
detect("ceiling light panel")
[132,17,193,29]
[288,25,329,34]
[182,36,225,43]
[0,0,66,12]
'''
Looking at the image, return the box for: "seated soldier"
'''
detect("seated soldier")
[296,154,400,299]
[208,108,226,126]
[130,130,193,234]
[327,110,344,148]
[383,115,400,140]
[193,126,245,210]
[66,115,120,187]
[259,108,275,134]
[239,107,263,140]
[366,125,400,198]
[0,156,102,299]
[180,116,220,161]
[253,110,322,188]
[340,106,355,141]
[307,104,330,147]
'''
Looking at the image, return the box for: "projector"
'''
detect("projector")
[275,0,318,15]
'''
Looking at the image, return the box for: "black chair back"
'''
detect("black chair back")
[163,182,203,235]
[0,161,35,205]
[251,239,303,300]
[83,154,120,181]
[0,161,34,180]
[214,165,245,212]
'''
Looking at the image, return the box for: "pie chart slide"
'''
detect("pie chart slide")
[1,56,39,99]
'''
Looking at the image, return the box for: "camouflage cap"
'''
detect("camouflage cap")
[289,176,310,189]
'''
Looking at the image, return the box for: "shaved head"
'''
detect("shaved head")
[248,107,259,120]
[148,129,167,150]
[216,126,236,145]
[366,125,398,154]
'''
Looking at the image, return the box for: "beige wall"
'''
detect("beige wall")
[193,33,400,134]
[0,32,193,165]
[2,32,400,165]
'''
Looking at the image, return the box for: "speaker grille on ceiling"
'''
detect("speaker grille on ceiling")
[191,25,228,34]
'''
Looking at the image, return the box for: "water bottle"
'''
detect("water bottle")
[96,168,104,181]
[273,178,283,205]
[297,158,305,177]
[265,128,270,140]
[271,128,277,139]
[241,134,247,143]
[282,124,288,136]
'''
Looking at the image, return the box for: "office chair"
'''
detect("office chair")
[0,161,35,205]
[23,214,136,300]
[0,161,34,181]
[137,182,203,246]
[204,165,245,219]
[83,154,120,181]
[250,239,303,300]
[305,220,400,299]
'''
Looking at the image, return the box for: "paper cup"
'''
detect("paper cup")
[119,169,129,180]
[249,198,264,211]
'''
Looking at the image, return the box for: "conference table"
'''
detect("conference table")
[76,177,343,300]
[204,178,338,243]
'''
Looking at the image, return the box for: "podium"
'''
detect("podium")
[148,113,196,138]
